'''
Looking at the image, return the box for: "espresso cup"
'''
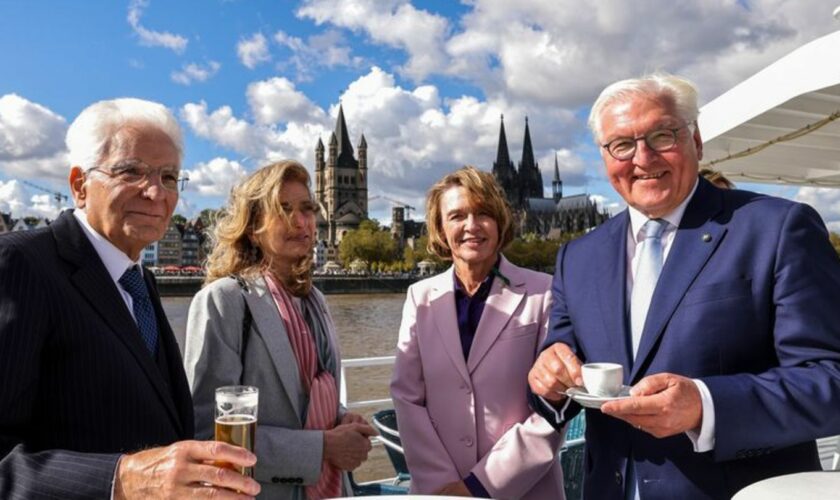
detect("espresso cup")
[581,363,623,397]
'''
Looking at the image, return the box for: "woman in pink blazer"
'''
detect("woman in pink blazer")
[390,166,565,499]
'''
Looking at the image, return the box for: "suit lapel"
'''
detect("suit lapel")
[596,212,634,371]
[243,277,305,424]
[467,257,525,373]
[146,272,190,436]
[52,211,183,432]
[631,181,727,381]
[430,268,472,386]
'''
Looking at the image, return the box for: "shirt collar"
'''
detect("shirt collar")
[628,178,699,244]
[73,208,141,283]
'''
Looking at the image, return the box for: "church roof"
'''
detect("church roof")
[556,194,594,210]
[334,104,358,169]
[336,212,361,224]
[525,198,557,213]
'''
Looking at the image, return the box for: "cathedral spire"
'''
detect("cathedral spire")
[552,151,563,202]
[520,116,535,169]
[334,103,357,169]
[494,114,513,176]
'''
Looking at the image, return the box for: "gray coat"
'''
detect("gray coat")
[184,275,351,499]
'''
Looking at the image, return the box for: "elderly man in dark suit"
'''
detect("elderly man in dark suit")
[528,73,840,499]
[0,98,260,499]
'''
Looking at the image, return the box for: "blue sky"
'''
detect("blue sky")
[2,0,839,228]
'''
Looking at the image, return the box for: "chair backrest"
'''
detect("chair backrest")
[373,409,409,475]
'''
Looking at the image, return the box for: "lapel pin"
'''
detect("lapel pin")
[702,233,712,242]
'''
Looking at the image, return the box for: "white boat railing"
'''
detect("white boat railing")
[339,355,396,410]
[339,356,840,473]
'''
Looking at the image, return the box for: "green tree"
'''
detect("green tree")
[338,219,398,266]
[198,208,220,227]
[830,232,840,258]
[403,234,445,270]
[504,231,584,272]
[170,214,187,226]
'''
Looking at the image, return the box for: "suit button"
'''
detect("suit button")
[272,477,280,483]
[464,437,474,447]
[615,471,622,485]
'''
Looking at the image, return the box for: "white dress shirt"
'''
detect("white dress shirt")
[72,210,142,323]
[542,180,715,453]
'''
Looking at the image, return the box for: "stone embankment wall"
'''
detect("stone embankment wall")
[156,276,419,296]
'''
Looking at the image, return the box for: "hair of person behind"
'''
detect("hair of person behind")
[204,160,315,296]
[588,73,700,144]
[66,98,183,170]
[425,165,515,260]
[699,168,735,189]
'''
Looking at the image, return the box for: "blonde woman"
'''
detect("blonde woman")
[390,166,565,498]
[184,160,375,499]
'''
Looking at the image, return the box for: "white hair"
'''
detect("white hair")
[588,73,699,144]
[65,97,183,169]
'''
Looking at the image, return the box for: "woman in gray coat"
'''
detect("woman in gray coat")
[184,160,375,499]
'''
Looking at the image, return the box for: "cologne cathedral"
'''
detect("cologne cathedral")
[492,116,609,237]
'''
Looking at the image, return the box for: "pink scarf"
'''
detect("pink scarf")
[265,274,342,499]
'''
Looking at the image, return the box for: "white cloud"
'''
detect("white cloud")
[182,66,586,219]
[273,29,361,81]
[0,180,64,219]
[297,0,449,81]
[246,77,327,125]
[180,100,329,169]
[0,94,68,179]
[237,33,271,69]
[171,61,221,85]
[127,0,188,54]
[794,187,840,232]
[184,157,248,196]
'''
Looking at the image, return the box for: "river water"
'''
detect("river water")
[162,293,406,482]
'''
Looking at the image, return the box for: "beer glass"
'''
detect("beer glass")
[215,385,258,477]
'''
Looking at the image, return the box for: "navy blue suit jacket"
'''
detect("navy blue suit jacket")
[538,178,840,499]
[0,210,194,499]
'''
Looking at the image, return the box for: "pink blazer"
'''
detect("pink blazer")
[390,256,565,499]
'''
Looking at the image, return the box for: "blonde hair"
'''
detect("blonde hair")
[205,160,315,296]
[425,165,514,260]
[699,168,735,189]
[588,72,699,144]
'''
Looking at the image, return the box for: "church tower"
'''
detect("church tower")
[518,117,543,199]
[552,152,563,202]
[492,115,519,208]
[314,103,368,252]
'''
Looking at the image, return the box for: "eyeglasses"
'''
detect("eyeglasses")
[88,159,184,192]
[602,122,694,161]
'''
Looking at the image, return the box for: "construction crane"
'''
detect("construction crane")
[369,195,416,218]
[20,180,69,208]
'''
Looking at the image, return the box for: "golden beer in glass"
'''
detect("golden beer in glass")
[215,385,258,477]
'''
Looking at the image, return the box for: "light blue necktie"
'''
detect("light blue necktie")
[630,218,667,359]
[626,218,667,500]
[119,265,159,354]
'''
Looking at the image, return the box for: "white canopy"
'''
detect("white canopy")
[699,30,840,187]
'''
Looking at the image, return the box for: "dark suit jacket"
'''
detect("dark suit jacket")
[0,210,194,499]
[536,178,840,499]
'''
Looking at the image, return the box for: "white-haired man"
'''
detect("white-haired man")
[529,74,840,499]
[0,98,260,499]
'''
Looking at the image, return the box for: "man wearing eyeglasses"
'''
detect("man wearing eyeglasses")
[528,74,840,499]
[0,98,260,499]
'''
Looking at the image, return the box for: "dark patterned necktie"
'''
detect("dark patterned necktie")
[119,265,159,354]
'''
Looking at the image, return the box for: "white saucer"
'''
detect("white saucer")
[566,385,632,409]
